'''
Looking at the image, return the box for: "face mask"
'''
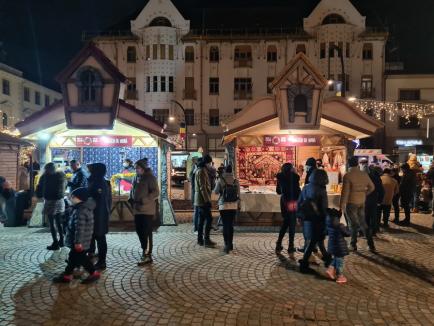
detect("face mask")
[206,163,212,168]
[123,163,129,168]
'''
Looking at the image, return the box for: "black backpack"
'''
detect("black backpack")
[298,198,320,220]
[221,177,239,203]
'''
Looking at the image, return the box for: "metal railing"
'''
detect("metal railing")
[360,88,376,99]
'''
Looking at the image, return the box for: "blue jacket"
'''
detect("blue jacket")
[326,214,350,257]
[68,167,88,192]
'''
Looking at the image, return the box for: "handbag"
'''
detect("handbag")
[285,200,298,213]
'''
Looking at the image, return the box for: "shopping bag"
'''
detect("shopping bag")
[29,201,44,227]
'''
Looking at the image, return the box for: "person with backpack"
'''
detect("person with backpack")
[214,165,240,254]
[275,163,301,257]
[297,169,332,273]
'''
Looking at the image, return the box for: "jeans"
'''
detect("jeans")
[220,210,236,248]
[331,257,344,276]
[134,214,153,254]
[48,214,64,244]
[381,205,391,225]
[392,195,400,220]
[65,249,96,275]
[302,221,329,263]
[365,201,379,234]
[197,205,212,242]
[89,234,107,263]
[193,206,200,232]
[277,212,297,250]
[346,203,375,248]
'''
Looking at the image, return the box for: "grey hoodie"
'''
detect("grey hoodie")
[214,172,240,208]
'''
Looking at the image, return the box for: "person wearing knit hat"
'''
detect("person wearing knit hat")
[70,187,90,202]
[305,157,317,185]
[130,158,160,265]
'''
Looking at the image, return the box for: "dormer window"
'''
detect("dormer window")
[76,67,103,106]
[322,14,346,25]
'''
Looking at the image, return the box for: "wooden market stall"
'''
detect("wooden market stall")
[15,43,176,225]
[222,53,383,226]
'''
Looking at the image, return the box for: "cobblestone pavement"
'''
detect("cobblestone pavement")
[1,214,433,326]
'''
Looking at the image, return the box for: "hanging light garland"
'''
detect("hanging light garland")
[353,99,434,123]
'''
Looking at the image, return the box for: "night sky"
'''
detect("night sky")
[1,0,434,91]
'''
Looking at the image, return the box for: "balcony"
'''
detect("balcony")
[360,88,376,99]
[183,89,197,100]
[234,91,253,100]
[126,90,138,100]
[234,59,253,68]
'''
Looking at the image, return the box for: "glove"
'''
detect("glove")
[74,243,84,252]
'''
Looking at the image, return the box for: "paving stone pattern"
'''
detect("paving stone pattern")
[0,214,434,326]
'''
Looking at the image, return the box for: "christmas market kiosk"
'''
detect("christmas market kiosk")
[222,53,383,226]
[15,43,175,225]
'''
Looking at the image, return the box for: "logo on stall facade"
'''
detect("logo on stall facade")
[76,135,133,147]
[264,135,320,146]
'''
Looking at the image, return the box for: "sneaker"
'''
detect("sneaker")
[204,239,216,248]
[137,255,153,266]
[400,220,410,226]
[53,274,73,283]
[94,261,107,271]
[58,239,64,248]
[368,246,377,254]
[287,247,296,255]
[325,266,336,280]
[47,243,60,251]
[336,275,348,284]
[223,246,230,254]
[296,247,305,253]
[197,240,204,246]
[81,271,101,284]
[275,242,283,254]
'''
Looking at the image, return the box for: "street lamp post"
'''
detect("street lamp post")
[327,44,346,98]
[170,100,188,152]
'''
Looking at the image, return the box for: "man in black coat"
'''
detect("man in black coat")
[68,160,88,192]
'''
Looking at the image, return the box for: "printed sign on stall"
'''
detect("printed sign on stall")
[263,135,320,146]
[76,135,133,147]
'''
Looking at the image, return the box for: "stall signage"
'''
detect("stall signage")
[76,135,132,147]
[395,139,423,147]
[263,135,320,146]
[354,149,382,155]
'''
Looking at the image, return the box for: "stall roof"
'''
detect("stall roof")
[0,132,32,147]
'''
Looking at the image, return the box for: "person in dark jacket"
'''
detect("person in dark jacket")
[426,162,434,218]
[68,160,88,192]
[36,162,66,250]
[275,163,301,256]
[360,162,384,236]
[297,169,332,273]
[190,157,201,232]
[391,167,401,223]
[325,208,350,284]
[53,187,100,284]
[399,163,417,226]
[304,157,317,185]
[87,163,112,270]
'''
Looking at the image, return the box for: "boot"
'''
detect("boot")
[275,241,283,254]
[322,254,332,268]
[299,259,315,274]
[204,239,216,248]
[94,261,107,271]
[47,242,60,251]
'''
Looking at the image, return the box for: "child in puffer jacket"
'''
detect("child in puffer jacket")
[325,208,350,284]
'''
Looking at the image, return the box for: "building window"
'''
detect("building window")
[296,44,306,54]
[329,42,335,58]
[362,43,373,60]
[127,46,136,63]
[152,109,169,124]
[234,108,242,114]
[399,116,420,129]
[24,87,30,101]
[161,76,166,92]
[146,76,150,92]
[185,109,195,126]
[2,79,10,95]
[169,76,174,92]
[209,46,219,62]
[234,78,252,99]
[35,91,41,105]
[127,78,137,99]
[184,77,195,99]
[361,75,373,98]
[322,14,346,25]
[2,113,7,128]
[267,45,277,62]
[146,45,150,60]
[209,109,220,126]
[399,89,420,101]
[153,44,158,60]
[45,94,50,106]
[346,42,350,57]
[209,78,219,95]
[77,67,102,105]
[338,74,350,92]
[320,43,326,59]
[267,77,274,94]
[149,16,172,27]
[234,45,252,67]
[169,45,174,60]
[185,46,194,62]
[160,44,166,60]
[208,137,225,157]
[153,76,158,92]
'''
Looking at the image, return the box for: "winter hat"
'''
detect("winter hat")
[135,159,148,170]
[71,187,90,202]
[305,157,316,167]
[203,154,213,164]
[348,156,359,167]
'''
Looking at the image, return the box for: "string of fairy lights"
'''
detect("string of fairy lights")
[352,99,434,122]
